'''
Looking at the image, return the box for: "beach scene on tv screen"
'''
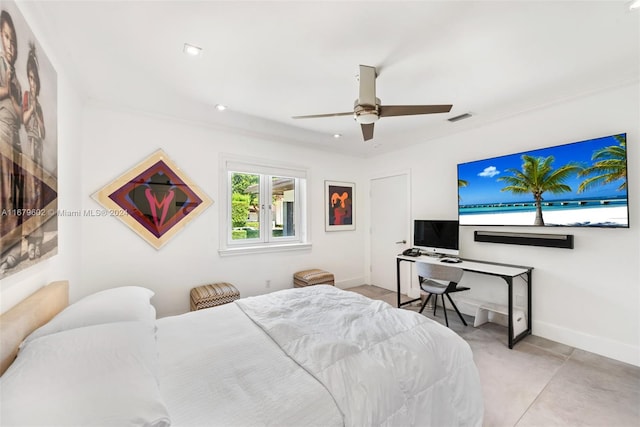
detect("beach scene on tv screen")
[458,133,628,227]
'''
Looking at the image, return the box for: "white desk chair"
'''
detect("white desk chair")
[417,262,470,327]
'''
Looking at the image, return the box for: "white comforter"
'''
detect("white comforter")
[157,286,483,427]
[156,301,343,426]
[236,286,483,427]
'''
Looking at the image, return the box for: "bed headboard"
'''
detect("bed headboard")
[0,281,69,376]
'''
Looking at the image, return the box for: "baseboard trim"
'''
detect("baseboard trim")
[335,277,367,290]
[533,320,639,367]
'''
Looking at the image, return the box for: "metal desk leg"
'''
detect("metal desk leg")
[527,271,532,333]
[396,258,402,308]
[509,270,533,348]
[507,276,514,349]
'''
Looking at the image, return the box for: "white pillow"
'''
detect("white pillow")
[23,286,156,346]
[0,321,171,427]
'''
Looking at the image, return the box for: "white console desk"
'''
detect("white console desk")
[396,254,533,348]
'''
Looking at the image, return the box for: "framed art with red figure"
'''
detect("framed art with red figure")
[325,180,355,231]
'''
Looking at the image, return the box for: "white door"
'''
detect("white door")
[370,172,410,293]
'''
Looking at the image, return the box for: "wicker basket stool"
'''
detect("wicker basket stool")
[190,282,240,311]
[293,269,335,288]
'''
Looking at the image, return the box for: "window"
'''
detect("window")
[220,156,309,255]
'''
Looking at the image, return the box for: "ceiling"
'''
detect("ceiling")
[26,0,639,157]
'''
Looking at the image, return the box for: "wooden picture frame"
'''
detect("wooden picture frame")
[92,149,212,249]
[325,181,355,231]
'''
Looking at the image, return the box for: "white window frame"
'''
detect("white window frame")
[219,154,311,256]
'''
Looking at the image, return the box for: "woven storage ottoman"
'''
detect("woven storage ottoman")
[293,269,335,288]
[190,282,240,311]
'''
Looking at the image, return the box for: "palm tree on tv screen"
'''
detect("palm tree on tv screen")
[577,134,627,193]
[498,155,581,226]
[458,179,468,201]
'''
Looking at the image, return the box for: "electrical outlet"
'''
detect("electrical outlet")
[265,280,271,288]
[516,295,524,307]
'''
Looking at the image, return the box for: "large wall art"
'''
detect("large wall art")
[1,1,58,279]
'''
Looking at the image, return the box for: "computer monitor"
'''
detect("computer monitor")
[413,219,460,256]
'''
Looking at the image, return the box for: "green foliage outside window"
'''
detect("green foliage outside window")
[232,173,259,208]
[231,229,247,239]
[232,193,250,228]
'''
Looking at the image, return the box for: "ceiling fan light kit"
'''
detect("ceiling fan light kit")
[354,103,379,124]
[293,65,453,141]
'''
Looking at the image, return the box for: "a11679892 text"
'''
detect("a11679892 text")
[1,208,48,217]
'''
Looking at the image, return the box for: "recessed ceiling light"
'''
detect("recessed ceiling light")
[333,133,342,139]
[183,43,202,56]
[215,104,227,111]
[630,0,640,10]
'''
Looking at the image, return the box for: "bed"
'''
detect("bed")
[0,281,484,426]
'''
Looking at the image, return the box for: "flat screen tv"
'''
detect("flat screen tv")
[457,133,629,228]
[414,219,459,256]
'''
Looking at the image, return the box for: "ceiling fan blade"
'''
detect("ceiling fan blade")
[361,123,374,141]
[292,112,353,119]
[379,104,453,117]
[358,65,377,106]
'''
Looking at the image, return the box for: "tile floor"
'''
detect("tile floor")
[346,285,640,427]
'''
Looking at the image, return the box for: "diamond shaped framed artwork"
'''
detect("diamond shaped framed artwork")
[92,150,212,249]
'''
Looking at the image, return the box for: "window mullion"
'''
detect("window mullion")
[261,175,270,243]
[265,175,273,243]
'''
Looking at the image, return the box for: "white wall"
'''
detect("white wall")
[77,105,367,316]
[365,82,640,366]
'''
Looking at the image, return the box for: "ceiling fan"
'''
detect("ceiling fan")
[292,65,452,141]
